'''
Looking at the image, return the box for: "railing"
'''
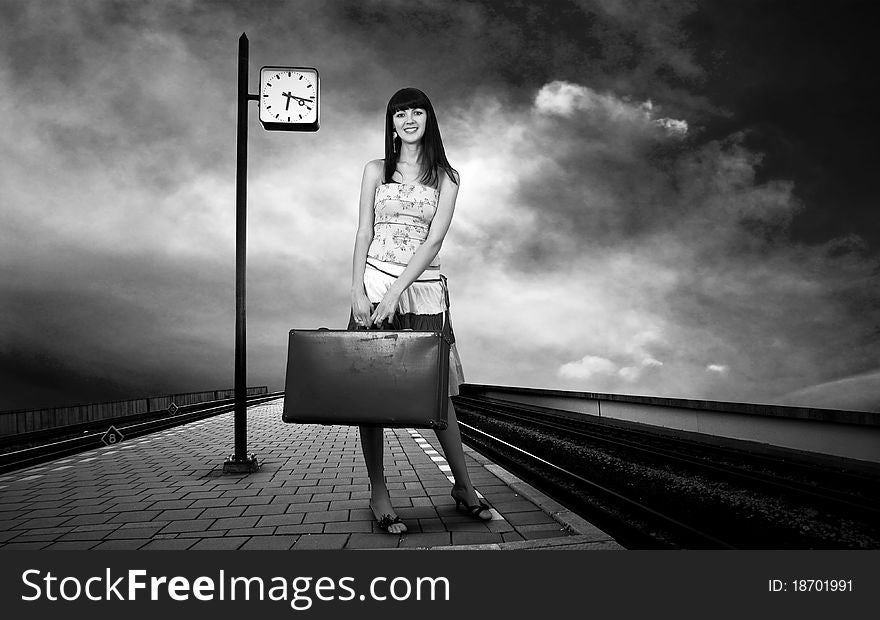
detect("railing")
[0,387,268,437]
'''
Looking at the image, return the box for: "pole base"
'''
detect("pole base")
[222,453,261,474]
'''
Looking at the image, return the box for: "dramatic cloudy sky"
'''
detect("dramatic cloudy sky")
[1,0,879,413]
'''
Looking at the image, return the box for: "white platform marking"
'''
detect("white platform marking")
[407,430,499,519]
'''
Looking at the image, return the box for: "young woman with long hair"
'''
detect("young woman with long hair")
[348,87,491,534]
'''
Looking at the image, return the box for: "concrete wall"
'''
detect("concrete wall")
[462,384,880,466]
[0,387,268,437]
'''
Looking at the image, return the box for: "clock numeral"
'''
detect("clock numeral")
[262,94,268,98]
[287,116,291,122]
[298,114,302,120]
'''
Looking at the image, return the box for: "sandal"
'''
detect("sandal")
[370,502,407,534]
[451,489,492,521]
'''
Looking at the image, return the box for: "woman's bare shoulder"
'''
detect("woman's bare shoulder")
[440,167,461,188]
[364,159,384,176]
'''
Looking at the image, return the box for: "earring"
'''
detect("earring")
[392,133,397,154]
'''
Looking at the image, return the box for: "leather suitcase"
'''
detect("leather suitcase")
[282,328,450,429]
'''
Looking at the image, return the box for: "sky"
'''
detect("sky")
[1,0,879,413]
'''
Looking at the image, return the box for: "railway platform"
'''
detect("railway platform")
[0,398,622,550]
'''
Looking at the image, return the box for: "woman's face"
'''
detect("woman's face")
[392,107,427,145]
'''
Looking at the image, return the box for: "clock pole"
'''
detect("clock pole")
[224,32,260,474]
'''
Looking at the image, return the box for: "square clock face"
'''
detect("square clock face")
[258,66,319,132]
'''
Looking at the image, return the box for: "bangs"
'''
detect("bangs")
[388,88,430,113]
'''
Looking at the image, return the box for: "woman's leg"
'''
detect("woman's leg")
[359,425,406,533]
[433,400,489,514]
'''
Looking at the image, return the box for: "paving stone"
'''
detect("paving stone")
[344,534,401,549]
[148,500,194,511]
[240,536,301,550]
[187,537,249,550]
[417,518,447,533]
[139,538,199,550]
[200,506,247,519]
[0,541,53,550]
[229,496,273,506]
[43,540,102,550]
[505,511,558,526]
[451,531,504,546]
[312,492,351,501]
[396,506,440,519]
[322,520,373,534]
[189,498,234,508]
[291,534,350,550]
[502,531,526,543]
[443,520,492,532]
[91,539,149,550]
[241,504,288,517]
[106,527,165,539]
[53,529,113,541]
[275,523,325,535]
[256,513,305,528]
[209,516,260,530]
[158,519,216,534]
[175,530,228,539]
[286,502,331,514]
[302,510,348,524]
[21,508,69,518]
[491,499,544,513]
[486,519,516,533]
[14,516,73,529]
[156,508,204,521]
[63,513,115,526]
[226,527,276,537]
[398,532,451,548]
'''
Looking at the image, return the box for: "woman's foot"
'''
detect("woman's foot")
[451,486,492,521]
[369,498,407,535]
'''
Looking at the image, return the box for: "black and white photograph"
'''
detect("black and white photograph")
[0,0,877,615]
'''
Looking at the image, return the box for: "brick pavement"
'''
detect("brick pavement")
[0,400,621,550]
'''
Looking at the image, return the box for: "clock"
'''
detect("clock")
[258,66,320,132]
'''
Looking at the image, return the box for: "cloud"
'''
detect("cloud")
[443,78,880,407]
[559,355,618,380]
[534,81,688,137]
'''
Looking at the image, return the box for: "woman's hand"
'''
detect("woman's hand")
[369,289,402,327]
[351,289,373,327]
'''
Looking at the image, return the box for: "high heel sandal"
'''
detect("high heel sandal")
[369,502,407,535]
[451,489,492,521]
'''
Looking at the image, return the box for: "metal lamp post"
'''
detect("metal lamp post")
[222,33,319,474]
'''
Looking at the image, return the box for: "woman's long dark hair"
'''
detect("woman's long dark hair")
[383,87,458,188]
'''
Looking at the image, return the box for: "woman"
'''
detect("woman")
[349,87,491,534]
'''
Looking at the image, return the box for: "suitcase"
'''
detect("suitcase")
[281,327,450,429]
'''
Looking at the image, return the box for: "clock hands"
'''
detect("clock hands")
[281,91,315,111]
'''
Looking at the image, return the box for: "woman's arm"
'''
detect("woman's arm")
[369,170,460,325]
[351,160,382,324]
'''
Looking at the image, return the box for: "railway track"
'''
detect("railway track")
[0,391,284,474]
[452,394,880,549]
